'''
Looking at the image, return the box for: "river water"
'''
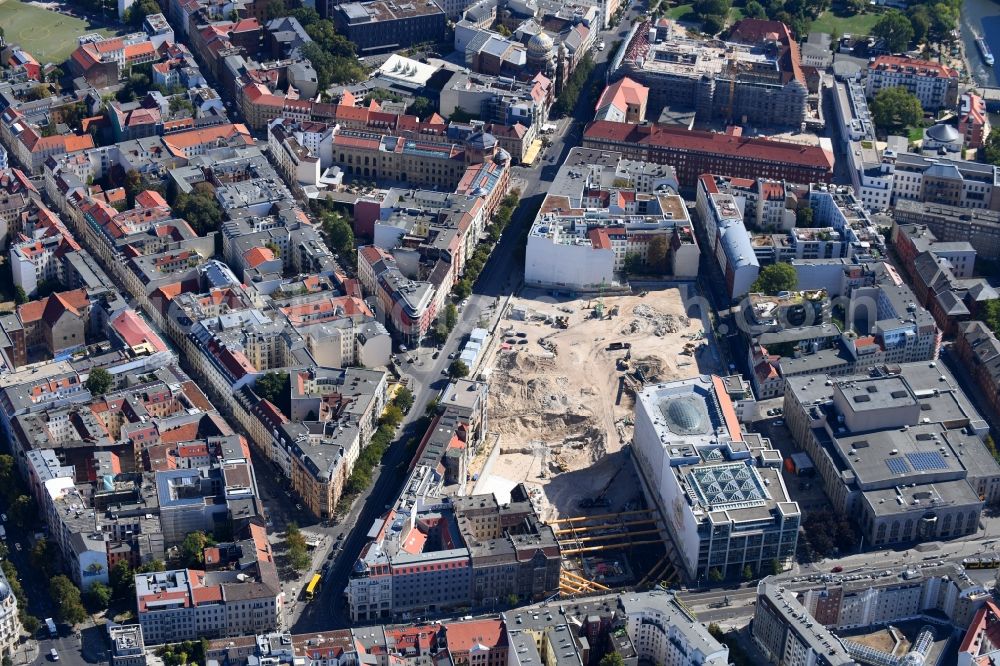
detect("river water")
[962,0,1000,87]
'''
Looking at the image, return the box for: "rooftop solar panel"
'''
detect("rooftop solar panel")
[885,458,910,475]
[906,452,948,471]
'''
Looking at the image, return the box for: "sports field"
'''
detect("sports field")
[0,0,117,64]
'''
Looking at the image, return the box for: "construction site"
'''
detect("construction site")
[470,286,718,595]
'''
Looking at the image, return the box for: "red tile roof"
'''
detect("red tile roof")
[446,619,506,653]
[870,55,958,79]
[585,121,833,169]
[110,310,169,353]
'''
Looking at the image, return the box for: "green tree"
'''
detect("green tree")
[751,262,797,294]
[871,10,914,52]
[623,253,642,274]
[796,206,814,228]
[647,236,668,273]
[599,654,625,666]
[701,13,725,34]
[110,560,134,600]
[393,386,415,413]
[871,86,923,133]
[264,0,285,19]
[300,40,366,90]
[285,523,310,571]
[909,6,930,44]
[13,286,27,305]
[86,368,113,396]
[708,567,724,583]
[255,372,290,415]
[320,211,356,268]
[743,0,767,18]
[125,0,161,24]
[445,303,459,331]
[768,558,783,576]
[407,96,435,119]
[926,2,957,44]
[21,616,40,636]
[138,559,166,573]
[448,360,469,379]
[380,404,404,428]
[742,564,755,581]
[168,96,194,116]
[173,190,223,236]
[9,495,36,528]
[0,455,15,505]
[983,129,1000,167]
[289,6,321,25]
[453,279,472,300]
[27,84,51,101]
[30,538,57,576]
[85,582,112,611]
[180,531,212,567]
[50,576,88,626]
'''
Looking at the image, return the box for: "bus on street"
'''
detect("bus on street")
[305,573,322,601]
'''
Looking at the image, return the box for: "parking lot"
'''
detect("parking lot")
[751,416,833,516]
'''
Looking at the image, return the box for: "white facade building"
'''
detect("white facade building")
[620,591,729,666]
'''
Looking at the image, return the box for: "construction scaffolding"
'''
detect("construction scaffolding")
[559,569,611,596]
[551,509,680,586]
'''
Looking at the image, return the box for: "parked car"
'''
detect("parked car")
[831,566,843,573]
[50,649,59,661]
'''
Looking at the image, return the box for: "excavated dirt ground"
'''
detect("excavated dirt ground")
[472,288,717,520]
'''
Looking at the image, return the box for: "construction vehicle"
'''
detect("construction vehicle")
[606,341,631,351]
[617,357,629,371]
[554,316,569,329]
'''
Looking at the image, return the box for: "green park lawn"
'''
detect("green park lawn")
[809,9,883,37]
[0,0,117,64]
[664,3,696,20]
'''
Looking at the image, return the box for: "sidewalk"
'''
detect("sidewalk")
[13,637,38,665]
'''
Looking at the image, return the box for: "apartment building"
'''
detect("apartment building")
[248,366,388,520]
[136,527,282,643]
[9,203,81,298]
[614,18,808,127]
[959,93,990,150]
[750,260,941,399]
[696,176,760,299]
[620,592,728,666]
[894,199,1000,259]
[594,77,649,123]
[584,122,833,189]
[892,222,993,335]
[0,567,19,661]
[333,0,446,55]
[865,55,959,111]
[525,148,698,289]
[956,321,1000,422]
[201,590,725,666]
[344,379,552,622]
[755,563,988,666]
[887,151,1000,210]
[0,106,95,175]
